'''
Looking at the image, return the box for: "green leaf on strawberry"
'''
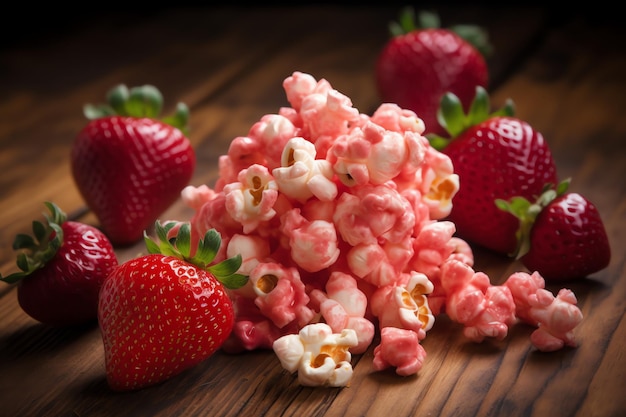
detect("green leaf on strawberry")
[388,7,492,57]
[496,178,572,259]
[144,220,248,290]
[428,86,515,150]
[83,84,189,135]
[2,202,68,283]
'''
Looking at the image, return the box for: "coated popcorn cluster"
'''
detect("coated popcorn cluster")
[170,71,583,387]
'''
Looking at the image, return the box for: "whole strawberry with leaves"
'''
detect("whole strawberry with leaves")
[0,202,118,326]
[375,7,491,136]
[98,220,247,391]
[497,179,611,281]
[429,86,559,255]
[71,84,196,246]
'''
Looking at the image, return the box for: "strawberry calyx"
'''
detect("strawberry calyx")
[144,220,248,290]
[0,202,65,284]
[388,6,493,57]
[495,178,571,259]
[427,85,515,150]
[83,84,190,135]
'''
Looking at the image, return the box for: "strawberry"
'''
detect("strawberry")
[497,179,611,281]
[429,86,559,255]
[0,202,118,326]
[375,7,491,136]
[98,220,248,391]
[71,84,196,246]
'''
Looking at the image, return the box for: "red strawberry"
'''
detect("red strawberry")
[430,87,559,255]
[0,202,118,326]
[71,84,196,246]
[98,220,247,391]
[375,7,490,136]
[497,179,611,281]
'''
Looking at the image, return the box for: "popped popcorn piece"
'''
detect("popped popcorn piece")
[504,271,546,323]
[505,271,583,351]
[372,327,427,376]
[222,295,290,353]
[328,121,426,186]
[400,145,459,220]
[249,262,315,328]
[279,208,340,273]
[248,114,298,170]
[309,271,375,354]
[272,137,337,203]
[346,238,413,287]
[217,136,267,190]
[299,85,360,145]
[282,71,330,111]
[370,102,426,134]
[440,259,516,342]
[370,271,435,339]
[334,183,415,247]
[181,184,215,211]
[273,323,358,387]
[526,288,583,352]
[223,164,279,234]
[410,220,459,278]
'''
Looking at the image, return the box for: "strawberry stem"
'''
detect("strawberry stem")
[496,179,571,259]
[388,7,492,57]
[0,202,65,284]
[83,84,190,135]
[144,221,248,290]
[427,86,515,150]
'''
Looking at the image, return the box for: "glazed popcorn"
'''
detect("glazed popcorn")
[172,71,584,386]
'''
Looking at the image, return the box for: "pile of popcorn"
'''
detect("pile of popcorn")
[173,71,584,387]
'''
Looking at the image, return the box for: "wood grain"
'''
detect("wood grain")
[0,6,624,417]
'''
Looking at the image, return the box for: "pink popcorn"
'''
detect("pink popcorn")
[272,137,337,203]
[328,121,426,187]
[440,259,517,342]
[504,271,546,323]
[223,164,279,234]
[526,288,583,352]
[248,114,298,170]
[249,261,315,329]
[273,323,358,387]
[222,295,291,353]
[370,102,426,134]
[282,71,330,112]
[372,327,427,376]
[370,271,435,339]
[309,271,375,354]
[334,183,415,247]
[346,239,413,287]
[299,87,359,140]
[279,208,340,273]
[410,220,459,278]
[216,136,267,191]
[166,71,584,388]
[504,271,583,351]
[181,184,215,211]
[397,145,459,220]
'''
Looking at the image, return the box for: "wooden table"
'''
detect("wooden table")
[1,5,624,417]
